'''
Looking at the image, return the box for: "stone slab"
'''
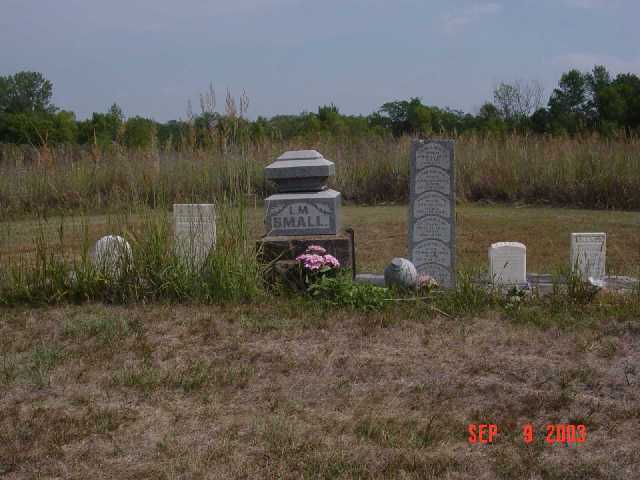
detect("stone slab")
[173,204,216,268]
[257,233,353,272]
[264,189,340,236]
[278,150,324,161]
[489,242,527,285]
[354,273,386,287]
[570,233,606,280]
[475,272,637,296]
[409,140,456,288]
[265,150,335,192]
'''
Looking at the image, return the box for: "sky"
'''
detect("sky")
[1,0,639,121]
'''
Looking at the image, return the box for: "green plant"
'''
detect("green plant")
[307,274,388,311]
[501,286,528,314]
[565,269,600,305]
[432,271,497,317]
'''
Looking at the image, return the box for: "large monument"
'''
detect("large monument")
[259,150,353,270]
[409,140,456,288]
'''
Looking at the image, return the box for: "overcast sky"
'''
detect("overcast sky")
[2,0,639,121]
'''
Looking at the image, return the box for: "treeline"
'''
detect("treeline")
[1,65,639,150]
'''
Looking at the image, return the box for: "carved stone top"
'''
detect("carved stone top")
[265,150,335,192]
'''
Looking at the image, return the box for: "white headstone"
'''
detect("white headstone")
[173,204,216,268]
[489,242,527,285]
[91,235,132,277]
[570,233,606,280]
[409,140,456,288]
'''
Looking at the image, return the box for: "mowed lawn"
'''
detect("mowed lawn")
[2,204,640,275]
[1,205,640,479]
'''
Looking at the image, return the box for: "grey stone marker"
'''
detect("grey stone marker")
[384,258,418,288]
[489,242,527,286]
[264,150,340,236]
[91,235,132,277]
[264,189,341,236]
[173,204,216,268]
[409,140,456,288]
[571,233,606,280]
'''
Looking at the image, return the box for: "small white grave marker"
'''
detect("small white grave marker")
[489,242,527,285]
[173,204,216,268]
[570,233,606,280]
[91,235,132,277]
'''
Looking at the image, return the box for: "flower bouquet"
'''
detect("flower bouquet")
[295,245,341,290]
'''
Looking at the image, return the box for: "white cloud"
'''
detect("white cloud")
[441,2,502,35]
[552,53,640,74]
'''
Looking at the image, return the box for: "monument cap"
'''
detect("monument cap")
[265,150,335,192]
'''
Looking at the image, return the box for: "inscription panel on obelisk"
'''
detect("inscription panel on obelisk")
[409,140,455,288]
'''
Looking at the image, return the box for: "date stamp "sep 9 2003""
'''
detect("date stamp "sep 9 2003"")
[468,423,587,445]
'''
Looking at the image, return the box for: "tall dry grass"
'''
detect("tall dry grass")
[0,195,263,305]
[1,133,639,221]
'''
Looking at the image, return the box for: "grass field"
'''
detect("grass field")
[1,205,639,478]
[1,301,640,478]
[3,204,639,275]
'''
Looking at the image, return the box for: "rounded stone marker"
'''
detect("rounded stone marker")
[384,258,418,289]
[91,235,132,277]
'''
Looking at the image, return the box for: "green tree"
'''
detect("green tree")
[548,69,590,133]
[78,103,125,146]
[0,76,9,113]
[0,110,76,145]
[377,97,433,136]
[123,116,156,149]
[530,108,552,134]
[0,71,55,114]
[611,73,640,131]
[477,102,506,134]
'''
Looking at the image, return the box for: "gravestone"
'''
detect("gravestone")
[259,150,352,269]
[489,242,527,286]
[409,140,456,288]
[264,150,340,236]
[173,204,216,268]
[571,233,606,280]
[384,258,418,288]
[91,235,132,277]
[264,189,341,236]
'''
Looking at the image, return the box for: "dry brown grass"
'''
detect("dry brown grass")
[1,301,639,479]
[2,134,640,217]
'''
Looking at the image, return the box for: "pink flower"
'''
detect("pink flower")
[417,274,438,289]
[323,254,340,269]
[296,250,340,271]
[296,253,325,271]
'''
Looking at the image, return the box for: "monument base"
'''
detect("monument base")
[257,233,354,273]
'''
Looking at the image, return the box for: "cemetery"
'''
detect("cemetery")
[3,0,640,473]
[1,142,639,477]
